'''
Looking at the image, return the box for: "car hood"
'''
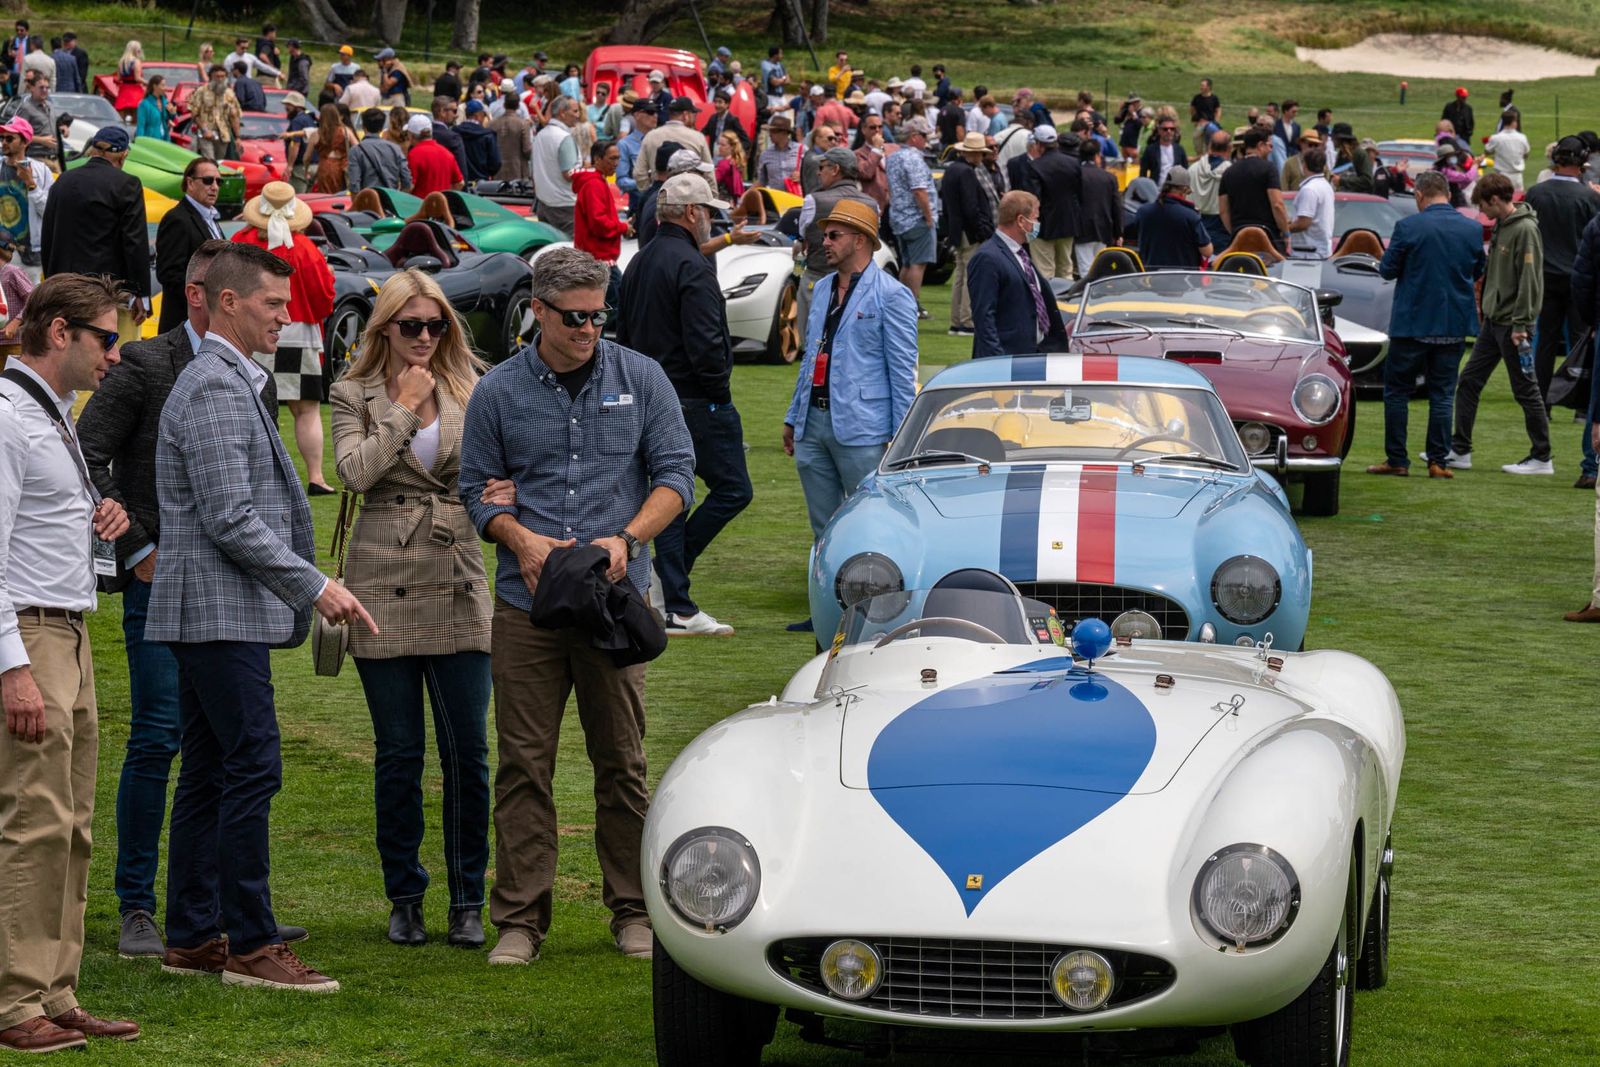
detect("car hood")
[912,464,1208,521]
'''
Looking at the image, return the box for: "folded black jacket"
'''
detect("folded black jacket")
[528,544,667,667]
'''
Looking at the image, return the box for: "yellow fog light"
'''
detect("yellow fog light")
[819,939,882,1000]
[1051,949,1114,1011]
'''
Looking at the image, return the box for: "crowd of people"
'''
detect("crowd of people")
[3,19,1600,1055]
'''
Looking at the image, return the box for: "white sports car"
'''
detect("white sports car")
[644,572,1404,1065]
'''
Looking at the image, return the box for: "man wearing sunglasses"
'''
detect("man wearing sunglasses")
[1,274,136,1052]
[153,160,223,334]
[1139,112,1188,189]
[618,174,751,637]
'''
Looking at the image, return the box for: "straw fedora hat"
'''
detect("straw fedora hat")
[958,131,989,154]
[241,181,313,233]
[822,198,881,251]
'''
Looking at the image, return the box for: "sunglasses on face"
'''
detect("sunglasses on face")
[543,303,612,328]
[67,319,118,353]
[394,317,452,339]
[822,229,858,243]
[191,175,219,186]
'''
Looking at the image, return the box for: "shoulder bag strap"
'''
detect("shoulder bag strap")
[1,367,101,505]
[328,400,368,580]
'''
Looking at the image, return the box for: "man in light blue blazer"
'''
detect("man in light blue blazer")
[146,242,372,991]
[783,198,919,542]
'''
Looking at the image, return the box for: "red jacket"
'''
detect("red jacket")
[571,168,628,262]
[230,227,336,326]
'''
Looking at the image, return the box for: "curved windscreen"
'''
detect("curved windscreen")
[882,382,1248,470]
[837,587,1049,649]
[1077,272,1320,343]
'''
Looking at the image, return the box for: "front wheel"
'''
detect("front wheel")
[324,300,368,388]
[500,283,533,362]
[1300,469,1341,517]
[653,935,777,1067]
[1357,835,1392,990]
[762,277,801,364]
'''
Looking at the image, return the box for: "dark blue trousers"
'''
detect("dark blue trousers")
[165,642,282,955]
[1383,337,1464,467]
[655,401,754,618]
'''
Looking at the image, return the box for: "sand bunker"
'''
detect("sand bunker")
[1297,33,1597,81]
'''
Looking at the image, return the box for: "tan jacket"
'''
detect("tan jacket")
[330,377,490,658]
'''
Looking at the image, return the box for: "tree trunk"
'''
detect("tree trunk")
[292,0,350,41]
[607,0,702,44]
[808,0,829,44]
[451,0,482,51]
[768,0,827,47]
[371,0,408,46]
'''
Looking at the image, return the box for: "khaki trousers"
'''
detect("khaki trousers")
[1030,236,1076,281]
[488,599,650,943]
[949,240,976,329]
[0,614,96,1029]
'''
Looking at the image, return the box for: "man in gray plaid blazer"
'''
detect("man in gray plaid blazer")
[145,242,373,992]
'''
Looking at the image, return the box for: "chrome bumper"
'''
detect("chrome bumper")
[1251,455,1343,472]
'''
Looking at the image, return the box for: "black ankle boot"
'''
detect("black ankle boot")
[447,907,484,948]
[387,902,426,946]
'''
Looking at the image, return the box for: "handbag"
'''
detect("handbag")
[311,489,358,676]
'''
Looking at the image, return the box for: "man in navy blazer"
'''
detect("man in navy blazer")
[1368,170,1485,477]
[967,190,1068,358]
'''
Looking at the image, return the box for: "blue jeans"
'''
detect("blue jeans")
[354,652,491,908]
[793,405,888,540]
[655,401,754,617]
[114,578,182,917]
[166,642,282,955]
[1384,337,1463,466]
[1582,331,1599,478]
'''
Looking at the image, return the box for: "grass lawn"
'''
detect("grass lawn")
[58,279,1600,1065]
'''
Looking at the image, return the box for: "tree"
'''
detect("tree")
[452,0,482,51]
[768,0,829,47]
[292,0,350,42]
[607,0,703,45]
[371,0,407,46]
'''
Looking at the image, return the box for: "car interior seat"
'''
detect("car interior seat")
[1213,250,1268,275]
[921,426,1008,463]
[992,411,1031,449]
[384,221,455,270]
[1216,225,1283,264]
[1331,228,1385,260]
[1084,246,1144,282]
[920,568,1032,644]
[350,188,385,216]
[406,192,458,231]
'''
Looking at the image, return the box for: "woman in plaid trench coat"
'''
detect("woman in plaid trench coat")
[330,270,512,951]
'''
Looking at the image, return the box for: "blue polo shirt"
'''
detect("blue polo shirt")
[1136,195,1212,269]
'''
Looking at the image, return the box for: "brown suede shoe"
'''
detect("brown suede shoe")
[223,943,339,992]
[50,1008,139,1041]
[162,936,228,976]
[1427,462,1454,479]
[1563,604,1600,623]
[1365,462,1409,476]
[0,1016,87,1053]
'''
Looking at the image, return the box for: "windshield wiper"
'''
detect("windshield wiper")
[1080,317,1154,338]
[884,449,995,470]
[1141,451,1240,470]
[1165,317,1244,338]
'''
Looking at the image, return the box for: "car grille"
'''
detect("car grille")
[1014,582,1191,641]
[771,937,1176,1020]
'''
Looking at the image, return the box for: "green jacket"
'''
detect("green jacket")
[1480,202,1544,329]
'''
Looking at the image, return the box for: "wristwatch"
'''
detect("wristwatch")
[618,531,642,560]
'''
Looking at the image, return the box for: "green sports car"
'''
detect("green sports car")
[65,135,247,214]
[323,187,564,257]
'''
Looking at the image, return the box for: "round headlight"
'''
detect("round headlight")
[835,552,903,609]
[1193,843,1300,947]
[1211,555,1280,625]
[1050,949,1114,1011]
[1111,609,1161,641]
[819,939,882,1000]
[1291,374,1341,426]
[661,827,760,931]
[1237,421,1273,455]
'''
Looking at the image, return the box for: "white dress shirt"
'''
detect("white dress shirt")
[0,358,97,673]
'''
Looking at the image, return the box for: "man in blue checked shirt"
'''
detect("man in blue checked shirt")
[459,246,693,967]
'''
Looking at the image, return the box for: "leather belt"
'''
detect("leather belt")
[15,606,84,623]
[362,492,462,547]
[810,395,830,410]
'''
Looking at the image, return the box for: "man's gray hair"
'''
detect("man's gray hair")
[1413,170,1450,200]
[531,246,610,304]
[658,201,690,223]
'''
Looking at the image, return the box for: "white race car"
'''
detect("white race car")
[644,571,1404,1066]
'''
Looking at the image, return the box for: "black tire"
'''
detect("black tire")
[1357,835,1392,990]
[325,301,367,388]
[653,935,777,1067]
[1300,470,1341,517]
[1233,850,1357,1067]
[762,277,801,364]
[500,284,533,363]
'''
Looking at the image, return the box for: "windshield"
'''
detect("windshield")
[882,382,1248,470]
[51,93,121,127]
[1078,272,1320,343]
[240,113,288,138]
[836,587,1060,649]
[1286,195,1402,240]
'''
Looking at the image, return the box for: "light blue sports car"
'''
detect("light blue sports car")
[808,354,1313,649]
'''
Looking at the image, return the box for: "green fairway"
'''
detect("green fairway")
[59,281,1598,1065]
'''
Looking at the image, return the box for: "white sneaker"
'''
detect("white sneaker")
[666,611,735,636]
[1501,457,1555,475]
[1420,450,1472,470]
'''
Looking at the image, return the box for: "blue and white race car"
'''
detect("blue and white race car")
[808,355,1313,648]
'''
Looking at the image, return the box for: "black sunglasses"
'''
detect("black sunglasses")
[67,319,118,353]
[543,302,612,328]
[394,317,452,338]
[191,174,219,186]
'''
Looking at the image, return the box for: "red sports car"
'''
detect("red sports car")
[170,111,288,192]
[583,46,757,143]
[93,61,204,104]
[1063,270,1354,516]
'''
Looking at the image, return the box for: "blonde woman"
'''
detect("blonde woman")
[330,270,512,950]
[114,41,146,119]
[198,41,215,69]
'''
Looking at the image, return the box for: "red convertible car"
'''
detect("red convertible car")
[93,61,204,104]
[584,46,756,142]
[170,111,288,188]
[170,81,292,119]
[1063,271,1354,516]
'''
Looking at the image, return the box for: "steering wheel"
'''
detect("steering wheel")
[873,618,1008,648]
[1237,309,1306,334]
[1114,433,1202,459]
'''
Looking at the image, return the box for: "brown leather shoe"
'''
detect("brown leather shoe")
[162,936,228,976]
[1427,462,1454,479]
[1563,604,1600,623]
[223,943,339,992]
[1365,462,1409,476]
[0,1016,87,1053]
[50,1007,139,1041]
[1576,475,1598,490]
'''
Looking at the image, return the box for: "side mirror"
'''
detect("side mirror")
[1315,287,1342,328]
